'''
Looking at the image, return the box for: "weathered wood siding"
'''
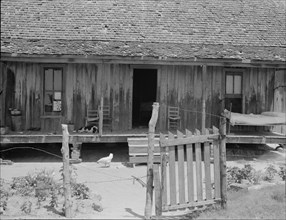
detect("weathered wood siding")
[1,61,283,133]
[273,70,286,134]
[243,68,275,114]
[65,63,132,131]
[157,66,224,131]
[1,62,132,132]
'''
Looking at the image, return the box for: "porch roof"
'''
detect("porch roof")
[1,0,286,62]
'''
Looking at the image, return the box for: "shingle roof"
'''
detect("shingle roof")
[1,0,286,62]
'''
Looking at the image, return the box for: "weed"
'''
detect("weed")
[227,166,243,185]
[271,190,285,203]
[20,201,32,214]
[0,179,9,211]
[11,176,34,196]
[278,165,286,181]
[71,182,90,200]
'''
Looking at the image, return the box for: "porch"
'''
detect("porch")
[1,129,285,145]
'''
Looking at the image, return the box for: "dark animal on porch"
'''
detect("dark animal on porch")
[78,125,98,133]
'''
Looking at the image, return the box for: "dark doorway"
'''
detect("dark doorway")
[132,69,157,128]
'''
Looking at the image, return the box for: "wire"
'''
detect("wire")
[0,147,63,159]
[0,146,148,185]
[160,103,227,120]
[179,107,226,120]
[82,175,147,185]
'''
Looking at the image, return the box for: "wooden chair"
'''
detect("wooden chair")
[167,106,181,130]
[102,105,112,131]
[85,108,99,127]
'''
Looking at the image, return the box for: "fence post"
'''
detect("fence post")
[61,124,72,218]
[99,97,103,136]
[219,117,227,209]
[144,102,159,219]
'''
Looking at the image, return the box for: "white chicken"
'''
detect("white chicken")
[97,153,113,167]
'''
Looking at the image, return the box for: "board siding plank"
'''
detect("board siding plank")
[129,156,161,164]
[129,147,161,154]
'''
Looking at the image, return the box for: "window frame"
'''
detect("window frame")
[41,64,65,117]
[223,69,245,113]
[225,71,243,98]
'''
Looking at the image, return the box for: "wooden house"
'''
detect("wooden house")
[1,0,285,138]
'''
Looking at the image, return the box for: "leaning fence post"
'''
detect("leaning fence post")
[61,124,72,218]
[219,117,227,209]
[144,102,160,219]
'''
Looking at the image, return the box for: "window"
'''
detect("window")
[225,71,243,113]
[44,67,63,115]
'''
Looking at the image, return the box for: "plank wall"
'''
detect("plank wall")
[1,61,282,133]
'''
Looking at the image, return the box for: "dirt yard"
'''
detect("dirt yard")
[0,144,285,219]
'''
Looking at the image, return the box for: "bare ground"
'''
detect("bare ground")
[0,144,285,219]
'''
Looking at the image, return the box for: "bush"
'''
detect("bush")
[226,164,259,188]
[262,165,277,182]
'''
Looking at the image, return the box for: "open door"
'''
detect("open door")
[132,68,157,128]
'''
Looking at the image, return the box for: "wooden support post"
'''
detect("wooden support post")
[144,102,159,219]
[219,117,227,209]
[202,65,207,132]
[71,141,82,163]
[61,124,72,218]
[99,97,103,136]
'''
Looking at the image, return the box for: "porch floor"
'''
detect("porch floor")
[0,129,285,145]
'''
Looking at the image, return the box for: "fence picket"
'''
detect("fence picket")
[195,130,203,201]
[177,130,185,204]
[168,132,177,206]
[160,133,167,207]
[204,142,212,200]
[154,164,162,216]
[186,130,194,203]
[213,140,221,199]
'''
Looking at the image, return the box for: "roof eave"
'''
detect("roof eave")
[1,52,286,68]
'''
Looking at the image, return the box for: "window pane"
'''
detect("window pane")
[44,92,53,112]
[234,75,242,94]
[226,75,233,94]
[54,69,62,91]
[45,69,53,90]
